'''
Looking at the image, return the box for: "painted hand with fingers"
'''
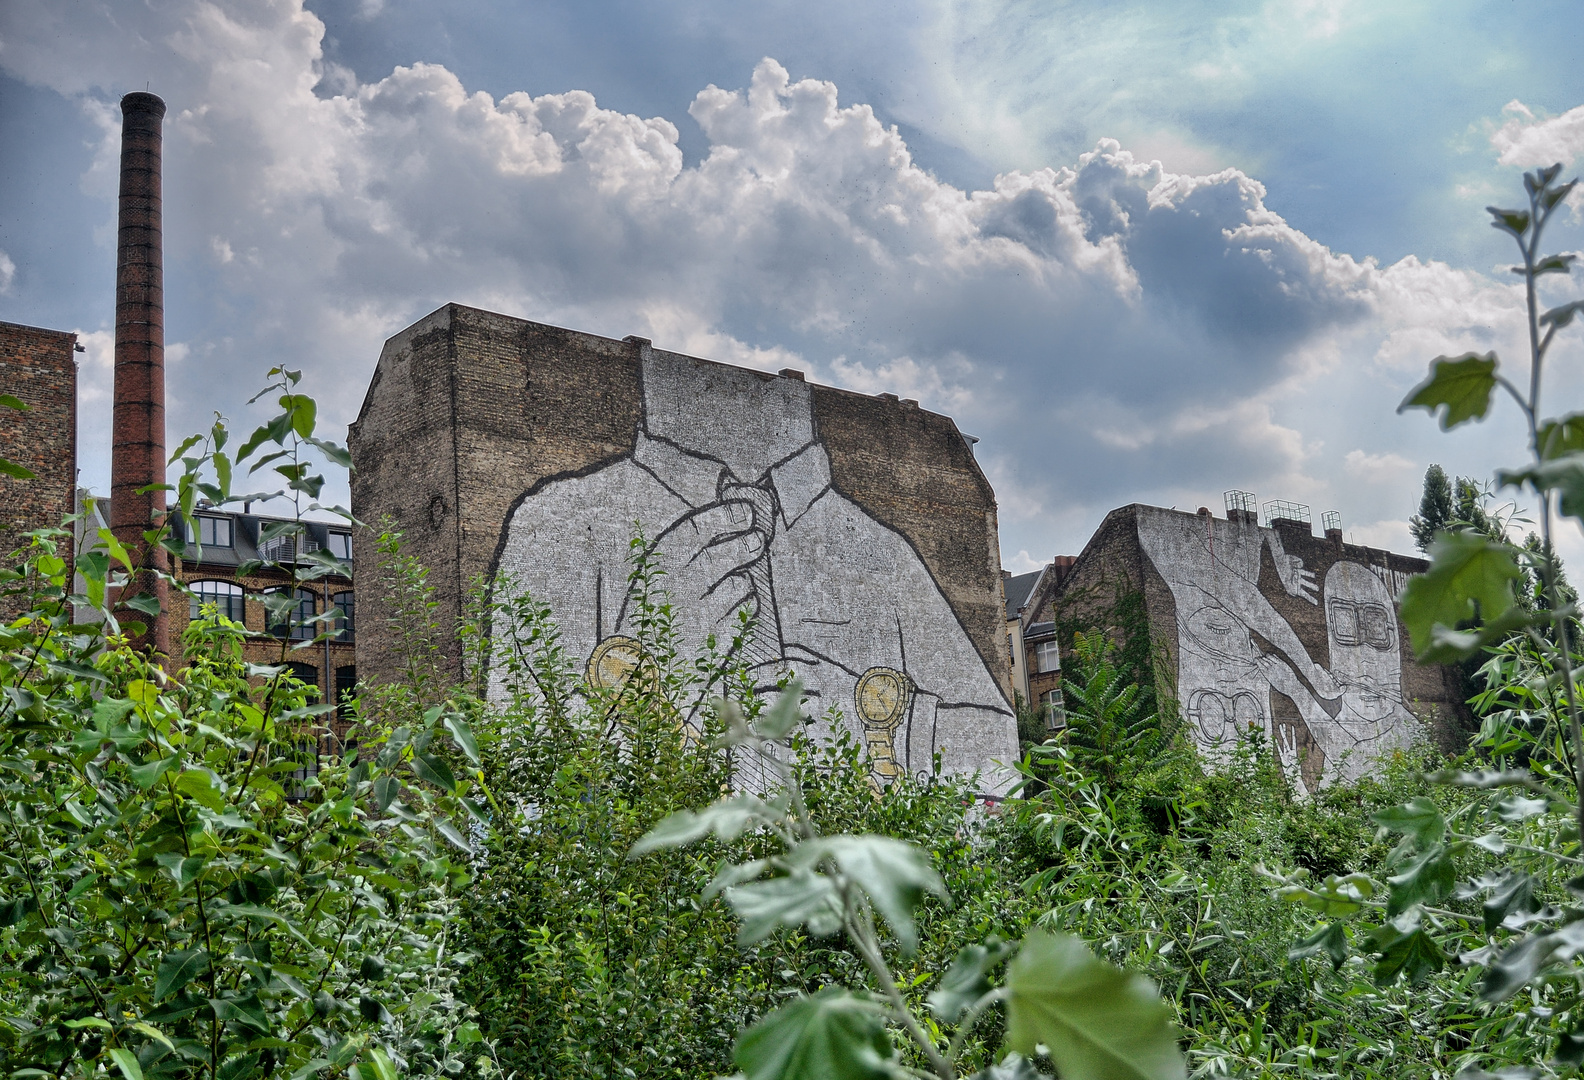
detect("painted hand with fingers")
[645,497,777,649]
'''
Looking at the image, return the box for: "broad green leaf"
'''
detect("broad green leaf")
[435,817,472,854]
[1276,873,1373,917]
[1487,206,1531,239]
[63,1017,113,1031]
[1541,300,1584,329]
[174,769,228,812]
[410,751,456,792]
[307,436,353,469]
[930,939,1014,1021]
[1372,797,1446,846]
[1003,931,1184,1080]
[794,835,946,953]
[1386,845,1455,916]
[1499,453,1584,522]
[210,993,272,1034]
[0,393,29,410]
[154,948,210,1000]
[154,853,208,892]
[124,593,163,617]
[106,1048,144,1080]
[283,393,317,438]
[727,870,844,944]
[1480,930,1558,1000]
[442,713,480,766]
[756,680,807,740]
[1538,414,1584,460]
[1289,922,1349,971]
[373,775,399,812]
[1484,872,1537,933]
[360,1048,397,1080]
[0,458,36,480]
[734,988,894,1080]
[630,794,782,856]
[168,433,204,464]
[129,754,180,789]
[1398,352,1499,430]
[1368,917,1445,987]
[1399,531,1522,662]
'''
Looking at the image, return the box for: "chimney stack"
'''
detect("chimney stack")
[111,92,169,656]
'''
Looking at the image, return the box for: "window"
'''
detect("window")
[327,531,353,562]
[189,579,244,622]
[332,591,354,641]
[285,661,320,689]
[197,515,233,548]
[1040,688,1066,729]
[1034,639,1061,674]
[259,529,300,565]
[265,587,318,640]
[336,665,358,717]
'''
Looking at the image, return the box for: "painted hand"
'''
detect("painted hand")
[646,498,771,640]
[1279,554,1320,605]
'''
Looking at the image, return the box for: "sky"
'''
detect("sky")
[2,0,1583,573]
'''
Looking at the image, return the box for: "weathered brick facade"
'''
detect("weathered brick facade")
[0,321,77,569]
[350,304,1017,787]
[1035,503,1469,790]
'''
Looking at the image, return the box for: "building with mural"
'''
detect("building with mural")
[349,304,1020,792]
[1024,497,1469,792]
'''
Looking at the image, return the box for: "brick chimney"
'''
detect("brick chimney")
[111,92,169,656]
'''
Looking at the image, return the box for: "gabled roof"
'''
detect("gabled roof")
[1004,569,1042,619]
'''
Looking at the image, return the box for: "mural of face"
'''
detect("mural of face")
[1320,561,1416,772]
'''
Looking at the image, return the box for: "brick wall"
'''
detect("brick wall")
[1048,504,1469,790]
[0,321,77,569]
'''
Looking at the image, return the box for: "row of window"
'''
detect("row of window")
[189,581,354,641]
[193,516,353,563]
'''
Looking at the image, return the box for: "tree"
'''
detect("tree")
[1409,464,1453,551]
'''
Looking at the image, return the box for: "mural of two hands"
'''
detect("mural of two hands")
[648,486,781,657]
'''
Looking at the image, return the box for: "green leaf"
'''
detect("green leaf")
[283,394,317,438]
[1003,931,1184,1080]
[1386,845,1455,917]
[630,794,783,856]
[124,593,163,618]
[1487,206,1532,239]
[210,993,272,1034]
[733,988,894,1080]
[106,1048,144,1080]
[756,680,807,740]
[435,817,472,854]
[1372,797,1446,846]
[0,393,30,410]
[154,853,209,892]
[0,458,36,480]
[1499,452,1584,522]
[1368,918,1445,987]
[1542,300,1584,329]
[129,754,180,789]
[442,713,480,767]
[727,870,844,945]
[168,433,204,464]
[174,769,228,812]
[154,948,210,1001]
[930,939,1014,1021]
[794,835,946,953]
[1399,531,1522,662]
[1480,929,1560,1000]
[373,775,399,812]
[1484,872,1537,933]
[360,1048,397,1080]
[1534,253,1578,276]
[410,751,456,793]
[1289,922,1349,971]
[307,436,353,469]
[1276,873,1374,917]
[1398,352,1500,430]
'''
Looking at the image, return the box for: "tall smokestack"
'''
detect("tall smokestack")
[111,92,169,657]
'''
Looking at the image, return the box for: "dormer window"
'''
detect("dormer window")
[197,515,233,548]
[327,531,353,562]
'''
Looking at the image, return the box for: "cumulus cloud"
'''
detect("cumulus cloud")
[0,0,1551,564]
[1493,100,1584,168]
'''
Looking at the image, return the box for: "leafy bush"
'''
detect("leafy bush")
[0,393,491,1079]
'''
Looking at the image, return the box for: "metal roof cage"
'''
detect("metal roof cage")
[1321,510,1341,533]
[1262,499,1311,528]
[1224,490,1257,515]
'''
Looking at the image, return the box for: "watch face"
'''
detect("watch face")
[855,666,911,730]
[586,635,646,689]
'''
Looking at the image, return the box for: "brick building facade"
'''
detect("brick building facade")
[350,304,1019,789]
[0,321,77,567]
[1025,501,1468,791]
